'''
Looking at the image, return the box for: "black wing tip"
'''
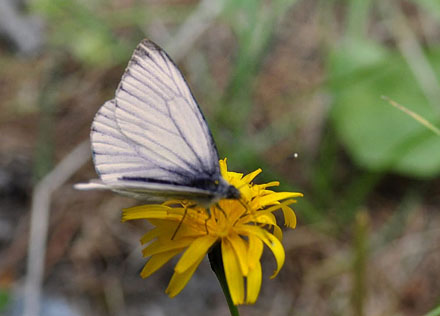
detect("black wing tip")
[116,39,164,96]
[133,39,163,60]
[139,39,163,52]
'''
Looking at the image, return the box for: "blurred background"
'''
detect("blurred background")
[1,0,440,315]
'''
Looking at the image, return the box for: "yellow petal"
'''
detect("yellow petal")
[256,181,279,189]
[238,186,254,202]
[219,158,228,177]
[175,235,217,273]
[255,213,277,226]
[228,235,249,276]
[139,219,187,243]
[122,208,181,222]
[222,239,244,305]
[140,249,183,278]
[217,200,245,224]
[241,168,262,184]
[272,224,283,241]
[246,262,262,304]
[281,205,297,228]
[163,199,186,206]
[262,233,285,278]
[145,220,180,240]
[142,238,193,257]
[147,218,171,227]
[243,226,285,278]
[165,254,205,297]
[148,218,206,240]
[257,192,303,207]
[252,199,299,220]
[140,227,160,244]
[227,171,244,181]
[123,204,169,214]
[247,235,263,270]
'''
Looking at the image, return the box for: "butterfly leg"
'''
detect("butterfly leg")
[231,198,250,226]
[171,204,191,240]
[204,212,210,235]
[238,198,248,213]
[214,203,227,219]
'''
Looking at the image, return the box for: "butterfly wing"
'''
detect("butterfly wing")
[114,39,219,181]
[76,99,218,201]
[78,39,223,202]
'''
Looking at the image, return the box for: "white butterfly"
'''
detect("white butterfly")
[75,39,240,206]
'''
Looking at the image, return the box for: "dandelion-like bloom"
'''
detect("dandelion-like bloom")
[122,159,302,305]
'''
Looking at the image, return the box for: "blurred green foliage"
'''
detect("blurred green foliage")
[329,0,440,179]
[214,0,299,160]
[330,42,440,178]
[26,0,440,216]
[425,305,440,316]
[5,0,438,315]
[31,0,134,66]
[0,289,10,312]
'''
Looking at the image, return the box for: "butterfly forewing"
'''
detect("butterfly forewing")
[90,99,219,201]
[114,39,219,179]
[83,39,229,202]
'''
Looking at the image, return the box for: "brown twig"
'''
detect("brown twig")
[23,140,91,316]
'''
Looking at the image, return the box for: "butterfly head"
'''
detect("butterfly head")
[214,177,240,200]
[225,184,240,199]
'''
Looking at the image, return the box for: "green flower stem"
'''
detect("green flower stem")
[208,243,240,316]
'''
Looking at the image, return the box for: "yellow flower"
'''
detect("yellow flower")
[122,159,302,305]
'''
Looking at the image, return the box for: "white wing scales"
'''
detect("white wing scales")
[115,40,218,174]
[77,39,225,202]
[91,100,174,183]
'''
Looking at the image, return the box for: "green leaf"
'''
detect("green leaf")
[329,40,440,178]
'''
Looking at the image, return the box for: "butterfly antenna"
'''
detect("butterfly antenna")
[171,205,190,240]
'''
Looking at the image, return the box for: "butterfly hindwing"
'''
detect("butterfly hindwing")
[82,39,227,201]
[91,99,176,183]
[87,99,217,200]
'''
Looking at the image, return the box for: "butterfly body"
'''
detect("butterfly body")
[75,39,240,206]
